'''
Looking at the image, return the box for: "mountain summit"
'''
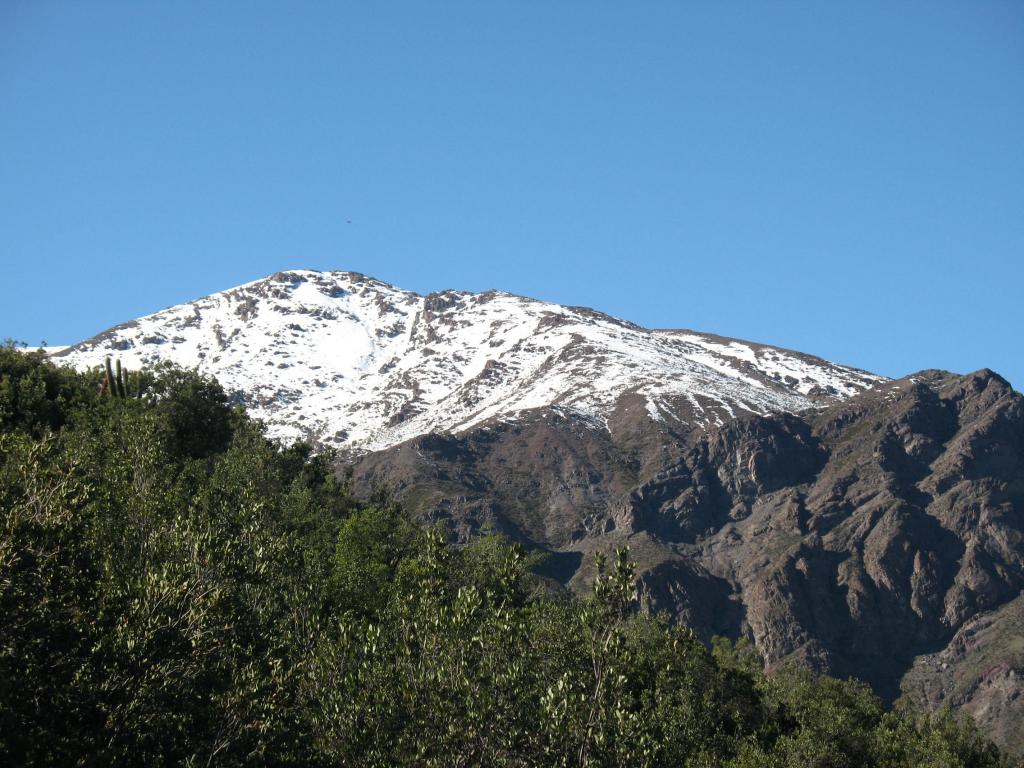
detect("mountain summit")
[54,269,882,451]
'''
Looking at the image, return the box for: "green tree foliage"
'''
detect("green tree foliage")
[0,342,98,435]
[0,344,1010,766]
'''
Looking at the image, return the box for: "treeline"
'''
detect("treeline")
[0,343,1008,766]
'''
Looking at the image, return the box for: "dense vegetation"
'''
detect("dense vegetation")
[0,343,1009,766]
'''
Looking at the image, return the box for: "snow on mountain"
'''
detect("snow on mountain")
[52,270,885,452]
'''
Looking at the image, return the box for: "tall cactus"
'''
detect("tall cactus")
[104,357,117,397]
[102,357,143,399]
[115,359,127,398]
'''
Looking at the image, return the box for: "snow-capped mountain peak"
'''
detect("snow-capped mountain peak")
[53,270,884,451]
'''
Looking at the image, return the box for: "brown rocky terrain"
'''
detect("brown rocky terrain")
[902,594,1024,756]
[353,368,1024,754]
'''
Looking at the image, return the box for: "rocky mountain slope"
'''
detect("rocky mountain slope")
[355,367,1024,754]
[49,269,1023,754]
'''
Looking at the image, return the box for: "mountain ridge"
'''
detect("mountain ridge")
[52,269,884,452]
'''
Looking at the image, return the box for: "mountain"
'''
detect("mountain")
[53,270,881,451]
[50,270,1024,754]
[353,367,1024,755]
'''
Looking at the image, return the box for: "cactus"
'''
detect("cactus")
[129,370,145,398]
[102,357,144,399]
[115,359,127,398]
[104,357,117,397]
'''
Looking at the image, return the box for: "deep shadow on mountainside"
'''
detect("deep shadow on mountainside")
[353,368,1024,756]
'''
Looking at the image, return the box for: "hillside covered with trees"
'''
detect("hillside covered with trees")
[0,343,1009,766]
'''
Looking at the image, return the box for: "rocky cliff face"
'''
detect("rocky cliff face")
[48,270,1023,753]
[354,369,1024,753]
[902,593,1024,756]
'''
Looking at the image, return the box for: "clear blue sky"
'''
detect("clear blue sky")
[2,2,1022,388]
